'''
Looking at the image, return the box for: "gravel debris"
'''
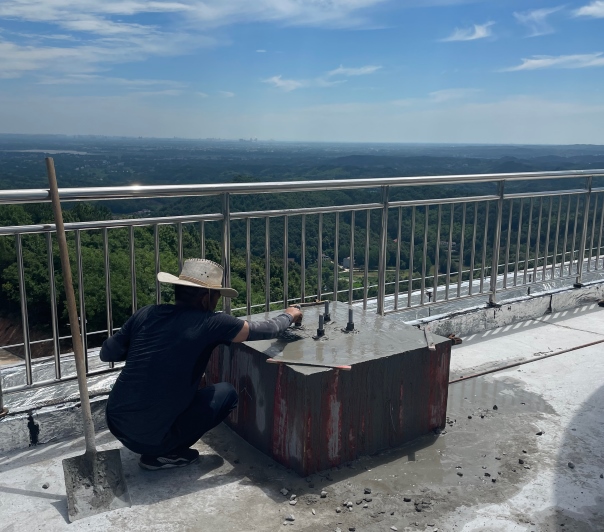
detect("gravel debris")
[42,483,49,489]
[364,497,372,502]
[336,507,342,513]
[519,459,525,465]
[312,509,316,515]
[280,488,289,496]
[290,494,297,501]
[320,490,328,498]
[403,497,412,502]
[568,462,575,469]
[364,487,372,494]
[285,514,295,522]
[457,472,463,477]
[289,500,297,506]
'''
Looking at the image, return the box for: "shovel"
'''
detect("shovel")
[46,157,131,522]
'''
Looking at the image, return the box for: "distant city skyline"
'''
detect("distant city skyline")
[1,1,603,143]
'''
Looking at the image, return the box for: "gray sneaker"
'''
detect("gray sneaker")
[139,448,200,470]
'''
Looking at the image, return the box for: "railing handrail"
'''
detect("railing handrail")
[1,169,603,205]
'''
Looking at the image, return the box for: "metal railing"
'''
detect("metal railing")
[1,169,604,395]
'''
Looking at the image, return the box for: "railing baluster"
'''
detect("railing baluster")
[533,198,543,282]
[283,216,289,308]
[349,211,355,304]
[576,176,593,284]
[377,186,390,315]
[222,192,231,314]
[445,203,454,300]
[394,207,402,310]
[569,195,580,278]
[542,197,553,282]
[523,198,534,284]
[597,195,604,270]
[513,199,523,286]
[480,201,490,294]
[333,212,339,302]
[551,197,562,280]
[177,222,183,272]
[46,232,61,379]
[503,199,513,290]
[154,224,161,304]
[102,228,113,369]
[16,234,32,385]
[265,217,271,311]
[489,182,504,306]
[301,214,306,303]
[457,203,466,297]
[588,195,598,271]
[469,203,477,296]
[74,230,88,369]
[363,210,370,310]
[433,204,442,302]
[560,196,571,278]
[129,225,137,312]
[317,213,323,302]
[200,221,205,259]
[246,218,252,315]
[407,206,416,307]
[421,206,429,305]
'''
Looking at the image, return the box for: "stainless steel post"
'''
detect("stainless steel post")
[154,224,161,304]
[394,207,402,310]
[74,230,88,367]
[542,197,553,282]
[177,222,183,272]
[457,203,466,297]
[317,213,323,302]
[421,206,429,304]
[200,221,205,259]
[407,206,416,307]
[363,210,370,310]
[445,203,454,300]
[523,198,534,284]
[301,214,306,303]
[480,202,490,293]
[469,203,477,295]
[102,228,114,368]
[575,176,593,285]
[129,225,137,312]
[503,200,513,289]
[333,212,339,302]
[47,232,61,379]
[246,218,252,315]
[265,217,271,311]
[222,192,231,314]
[376,186,390,315]
[560,197,571,278]
[348,211,355,304]
[513,199,523,286]
[283,215,289,308]
[489,181,505,306]
[16,234,32,385]
[433,204,442,302]
[588,195,598,271]
[552,197,562,279]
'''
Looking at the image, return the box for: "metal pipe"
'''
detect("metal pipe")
[363,210,370,310]
[569,194,580,277]
[469,203,477,295]
[46,232,61,379]
[551,197,562,279]
[129,225,137,312]
[317,213,323,302]
[4,169,602,205]
[74,230,88,368]
[533,198,544,282]
[200,221,205,259]
[576,176,593,283]
[457,203,466,297]
[407,206,416,307]
[102,228,113,369]
[513,199,523,286]
[433,204,442,302]
[489,182,505,305]
[301,215,306,303]
[421,206,429,305]
[265,217,271,311]
[560,197,571,278]
[523,198,534,284]
[246,218,252,315]
[222,192,231,314]
[333,212,339,302]
[349,210,355,305]
[542,197,553,282]
[16,234,32,385]
[394,207,402,310]
[445,203,454,300]
[480,202,490,294]
[177,222,183,273]
[154,224,161,304]
[377,186,390,315]
[588,194,598,271]
[503,199,513,289]
[283,215,289,308]
[597,195,604,270]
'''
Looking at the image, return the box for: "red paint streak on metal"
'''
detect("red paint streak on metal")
[271,364,288,462]
[324,371,342,466]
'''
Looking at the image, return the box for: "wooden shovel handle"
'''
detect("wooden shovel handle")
[46,157,97,455]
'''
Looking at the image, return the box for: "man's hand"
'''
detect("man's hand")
[285,306,303,325]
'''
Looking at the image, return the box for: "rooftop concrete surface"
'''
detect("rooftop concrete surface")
[1,307,603,531]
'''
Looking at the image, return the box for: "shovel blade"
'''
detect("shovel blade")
[62,449,131,522]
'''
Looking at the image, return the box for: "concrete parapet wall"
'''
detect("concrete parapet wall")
[409,280,604,338]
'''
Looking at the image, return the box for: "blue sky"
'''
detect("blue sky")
[0,0,603,143]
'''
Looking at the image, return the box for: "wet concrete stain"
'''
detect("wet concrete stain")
[26,411,39,446]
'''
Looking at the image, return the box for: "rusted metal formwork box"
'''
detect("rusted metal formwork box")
[207,302,451,476]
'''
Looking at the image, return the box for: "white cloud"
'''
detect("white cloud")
[256,49,266,53]
[575,1,604,17]
[326,64,382,77]
[442,22,494,42]
[428,88,481,103]
[38,74,185,87]
[196,91,209,97]
[504,53,604,71]
[219,90,235,97]
[263,75,306,91]
[514,6,564,37]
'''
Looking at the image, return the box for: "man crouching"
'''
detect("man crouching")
[100,258,303,471]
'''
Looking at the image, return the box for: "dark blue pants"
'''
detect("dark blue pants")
[109,383,238,457]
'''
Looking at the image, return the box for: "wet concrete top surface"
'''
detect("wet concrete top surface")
[242,302,449,372]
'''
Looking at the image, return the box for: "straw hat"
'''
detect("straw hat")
[157,258,238,298]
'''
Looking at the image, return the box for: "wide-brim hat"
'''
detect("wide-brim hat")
[157,258,238,298]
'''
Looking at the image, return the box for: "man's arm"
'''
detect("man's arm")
[232,307,303,343]
[100,316,134,362]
